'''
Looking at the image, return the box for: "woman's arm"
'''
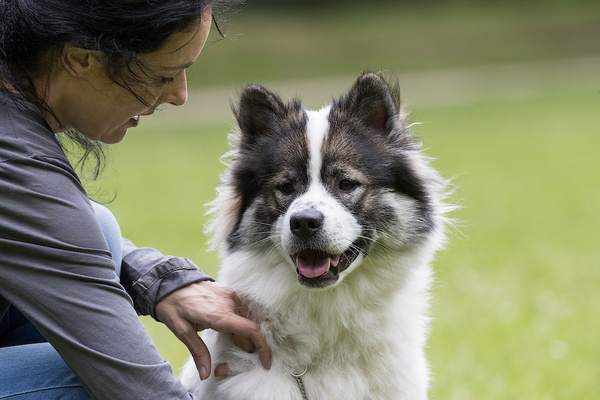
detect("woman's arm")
[120,238,213,317]
[119,227,271,379]
[0,120,195,399]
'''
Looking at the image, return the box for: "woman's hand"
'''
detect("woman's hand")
[154,280,271,380]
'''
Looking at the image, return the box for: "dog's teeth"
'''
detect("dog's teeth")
[330,254,341,267]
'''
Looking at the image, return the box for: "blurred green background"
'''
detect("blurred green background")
[88,0,599,398]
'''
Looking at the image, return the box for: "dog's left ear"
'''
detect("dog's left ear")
[346,72,401,134]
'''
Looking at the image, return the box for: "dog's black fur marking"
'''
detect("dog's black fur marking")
[228,85,309,249]
[328,72,434,232]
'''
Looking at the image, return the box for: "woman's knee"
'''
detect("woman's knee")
[0,342,91,399]
[90,201,123,277]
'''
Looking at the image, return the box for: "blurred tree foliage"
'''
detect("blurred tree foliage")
[193,0,598,86]
[245,0,596,9]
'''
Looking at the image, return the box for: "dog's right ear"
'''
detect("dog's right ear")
[234,84,287,147]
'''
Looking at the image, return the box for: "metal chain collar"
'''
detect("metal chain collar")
[290,366,309,400]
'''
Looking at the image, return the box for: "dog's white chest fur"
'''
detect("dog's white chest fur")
[181,73,449,399]
[182,251,434,400]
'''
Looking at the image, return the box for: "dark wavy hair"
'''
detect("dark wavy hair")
[0,0,239,178]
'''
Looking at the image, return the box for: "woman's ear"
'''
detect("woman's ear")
[61,46,96,78]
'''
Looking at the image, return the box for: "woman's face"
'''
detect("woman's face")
[55,14,212,144]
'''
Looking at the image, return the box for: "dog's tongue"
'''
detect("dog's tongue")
[296,250,341,278]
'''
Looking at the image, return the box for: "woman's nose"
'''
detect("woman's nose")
[163,71,188,106]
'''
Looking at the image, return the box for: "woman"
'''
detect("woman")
[0,1,270,399]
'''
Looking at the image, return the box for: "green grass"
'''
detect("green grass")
[414,92,600,398]
[92,86,600,398]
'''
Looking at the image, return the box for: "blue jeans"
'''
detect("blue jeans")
[0,202,122,399]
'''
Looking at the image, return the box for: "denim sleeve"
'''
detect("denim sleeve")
[120,239,214,319]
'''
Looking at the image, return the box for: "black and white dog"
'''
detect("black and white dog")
[181,72,451,399]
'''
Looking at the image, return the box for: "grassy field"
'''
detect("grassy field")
[83,1,600,398]
[416,92,600,399]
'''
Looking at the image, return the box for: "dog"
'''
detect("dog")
[181,72,451,399]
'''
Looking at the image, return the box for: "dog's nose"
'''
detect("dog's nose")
[290,210,324,239]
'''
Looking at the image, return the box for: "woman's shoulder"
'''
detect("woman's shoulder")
[0,96,66,164]
[0,97,85,212]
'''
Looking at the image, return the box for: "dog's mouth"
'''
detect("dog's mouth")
[291,247,358,288]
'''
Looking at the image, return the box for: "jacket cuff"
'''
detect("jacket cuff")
[120,239,214,319]
[132,258,214,319]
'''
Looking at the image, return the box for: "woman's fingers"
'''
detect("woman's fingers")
[213,312,271,371]
[155,281,271,377]
[214,363,231,377]
[179,325,212,381]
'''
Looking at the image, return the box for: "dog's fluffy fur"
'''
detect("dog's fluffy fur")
[181,72,451,399]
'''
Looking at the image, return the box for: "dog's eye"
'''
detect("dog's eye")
[279,182,295,195]
[339,179,357,192]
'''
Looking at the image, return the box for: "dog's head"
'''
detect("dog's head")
[209,72,447,289]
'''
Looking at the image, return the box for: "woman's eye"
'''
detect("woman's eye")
[339,179,357,192]
[279,182,294,195]
[160,76,176,85]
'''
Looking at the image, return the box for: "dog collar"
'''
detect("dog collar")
[290,366,309,400]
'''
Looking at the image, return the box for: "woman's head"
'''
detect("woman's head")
[46,18,212,144]
[1,0,232,124]
[0,0,237,173]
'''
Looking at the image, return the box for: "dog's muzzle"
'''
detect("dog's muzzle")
[289,210,359,288]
